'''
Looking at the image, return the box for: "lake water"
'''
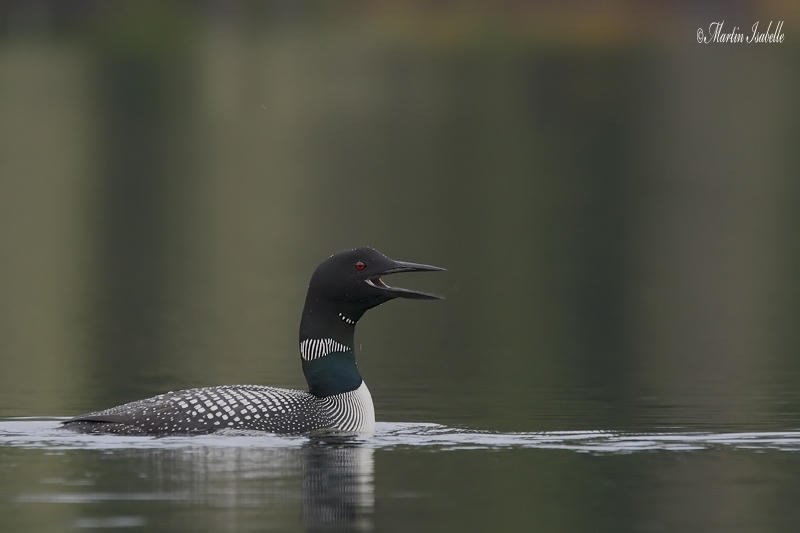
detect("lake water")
[4,417,800,532]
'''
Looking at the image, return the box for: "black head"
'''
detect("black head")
[306,247,444,312]
[300,247,444,397]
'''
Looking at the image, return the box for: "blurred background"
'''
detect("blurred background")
[1,0,800,433]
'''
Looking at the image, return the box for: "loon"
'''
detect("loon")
[61,247,444,436]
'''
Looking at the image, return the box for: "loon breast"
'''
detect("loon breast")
[319,381,375,435]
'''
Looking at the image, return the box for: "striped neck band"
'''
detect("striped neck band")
[300,338,351,361]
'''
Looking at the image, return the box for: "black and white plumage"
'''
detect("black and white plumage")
[62,383,375,435]
[61,248,443,436]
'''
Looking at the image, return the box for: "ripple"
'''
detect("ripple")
[2,418,800,453]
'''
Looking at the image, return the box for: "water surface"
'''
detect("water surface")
[4,418,800,532]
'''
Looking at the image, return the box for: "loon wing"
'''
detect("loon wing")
[61,390,207,435]
[61,385,329,436]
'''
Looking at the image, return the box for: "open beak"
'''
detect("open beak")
[364,260,446,300]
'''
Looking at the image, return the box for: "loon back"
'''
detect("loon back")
[61,247,443,436]
[62,384,375,435]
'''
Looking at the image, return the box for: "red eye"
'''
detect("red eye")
[355,261,366,271]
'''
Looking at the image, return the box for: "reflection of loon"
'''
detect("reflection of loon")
[62,248,444,436]
[302,437,374,532]
[117,439,375,531]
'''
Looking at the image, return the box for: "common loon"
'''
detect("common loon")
[61,247,444,436]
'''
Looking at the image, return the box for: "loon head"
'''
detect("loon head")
[299,247,445,398]
[307,247,444,311]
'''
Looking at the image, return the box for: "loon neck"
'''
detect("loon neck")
[299,298,363,398]
[299,298,361,347]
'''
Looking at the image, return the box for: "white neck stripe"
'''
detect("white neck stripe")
[338,312,355,325]
[300,338,351,361]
